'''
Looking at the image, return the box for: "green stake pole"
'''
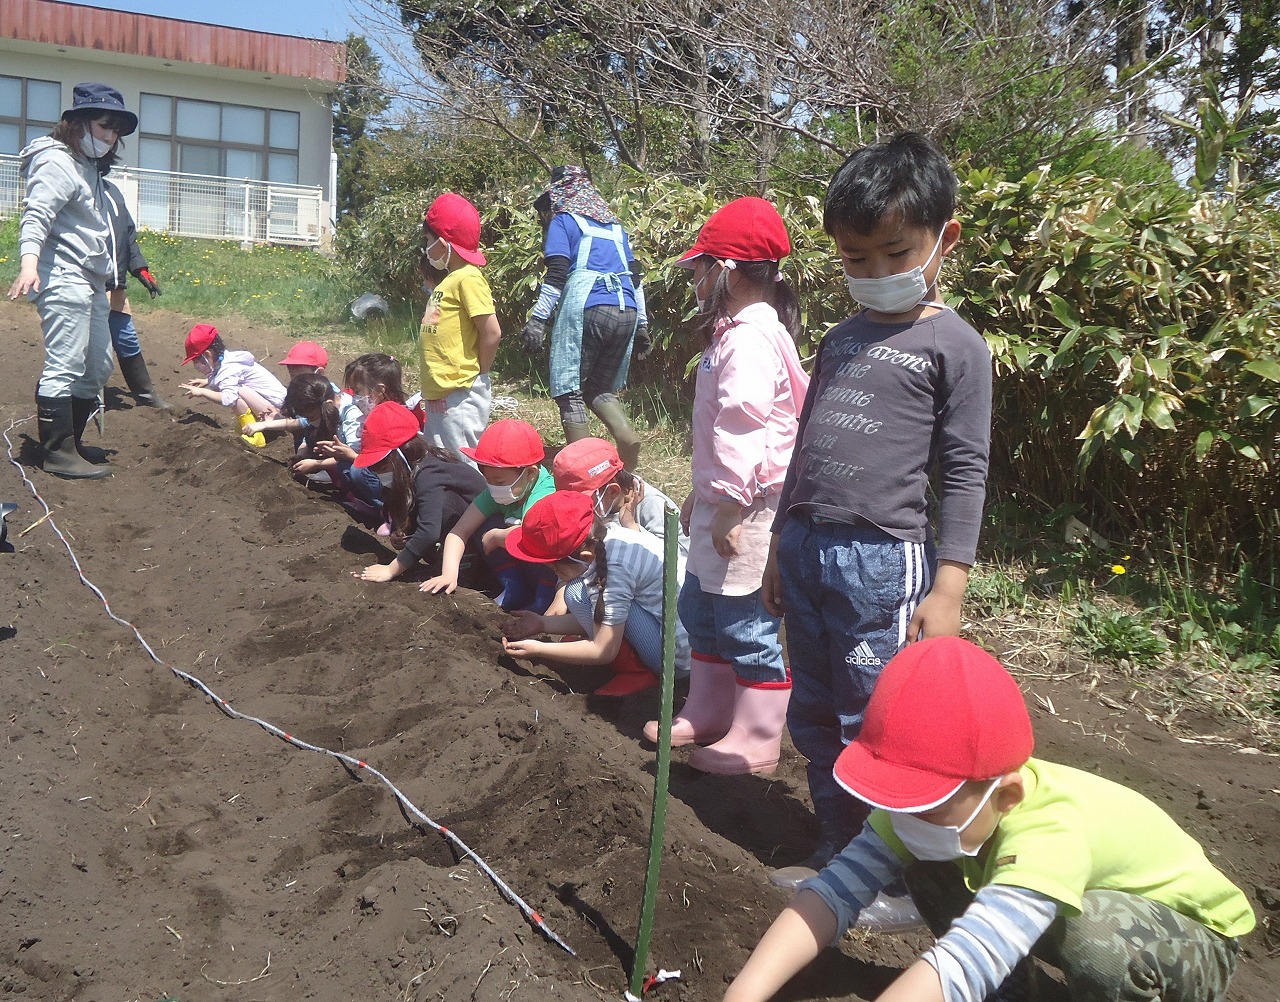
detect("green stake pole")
[628,504,679,999]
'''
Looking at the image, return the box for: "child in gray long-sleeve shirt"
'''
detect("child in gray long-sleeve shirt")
[763,132,993,884]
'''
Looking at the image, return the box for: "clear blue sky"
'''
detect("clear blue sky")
[65,0,362,42]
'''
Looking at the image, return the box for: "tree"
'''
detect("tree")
[334,34,391,221]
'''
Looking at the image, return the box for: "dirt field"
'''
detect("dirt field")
[1,298,1277,1002]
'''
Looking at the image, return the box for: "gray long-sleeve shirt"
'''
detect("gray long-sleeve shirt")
[18,136,112,286]
[774,308,992,565]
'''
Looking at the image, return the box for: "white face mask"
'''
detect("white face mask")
[845,227,947,314]
[889,779,1000,861]
[80,133,113,159]
[486,469,528,506]
[426,238,451,272]
[352,394,373,415]
[593,488,617,520]
[693,262,720,314]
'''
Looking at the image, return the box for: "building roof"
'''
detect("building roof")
[0,0,346,84]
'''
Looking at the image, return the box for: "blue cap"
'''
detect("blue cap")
[63,83,137,136]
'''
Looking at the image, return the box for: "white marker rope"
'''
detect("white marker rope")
[3,417,576,956]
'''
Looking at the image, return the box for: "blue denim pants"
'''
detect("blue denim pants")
[108,309,141,358]
[677,572,787,685]
[778,515,935,848]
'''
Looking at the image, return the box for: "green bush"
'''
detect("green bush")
[335,148,1280,582]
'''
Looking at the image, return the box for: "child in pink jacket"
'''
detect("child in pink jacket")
[643,197,809,775]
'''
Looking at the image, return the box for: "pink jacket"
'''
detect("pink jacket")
[692,302,809,506]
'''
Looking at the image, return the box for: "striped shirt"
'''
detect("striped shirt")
[803,826,1057,1002]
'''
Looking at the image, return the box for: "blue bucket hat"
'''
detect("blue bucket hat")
[62,83,137,136]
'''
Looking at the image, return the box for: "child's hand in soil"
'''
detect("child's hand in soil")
[420,572,458,595]
[502,636,544,659]
[353,562,398,582]
[292,458,324,475]
[504,610,545,642]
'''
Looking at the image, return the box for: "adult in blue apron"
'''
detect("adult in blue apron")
[521,166,651,469]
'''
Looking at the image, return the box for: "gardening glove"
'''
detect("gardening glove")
[632,324,653,361]
[132,267,162,298]
[521,317,549,353]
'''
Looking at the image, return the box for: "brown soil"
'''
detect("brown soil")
[1,299,1277,1002]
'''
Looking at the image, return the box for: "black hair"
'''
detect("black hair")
[588,519,610,624]
[379,435,459,537]
[52,113,124,172]
[823,131,957,237]
[699,259,802,343]
[380,432,428,536]
[346,353,406,404]
[282,372,338,445]
[200,334,227,376]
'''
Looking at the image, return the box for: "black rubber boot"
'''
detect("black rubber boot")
[117,353,171,409]
[591,397,642,470]
[70,396,110,466]
[36,396,110,480]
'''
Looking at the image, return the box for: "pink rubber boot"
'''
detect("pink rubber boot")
[687,680,792,776]
[643,653,737,746]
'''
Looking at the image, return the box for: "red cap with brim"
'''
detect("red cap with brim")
[831,637,1034,813]
[425,192,487,267]
[353,402,421,468]
[459,419,544,468]
[182,323,219,363]
[676,196,792,268]
[504,491,594,563]
[552,437,624,492]
[279,341,328,367]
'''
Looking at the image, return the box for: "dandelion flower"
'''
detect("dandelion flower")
[1111,564,1127,575]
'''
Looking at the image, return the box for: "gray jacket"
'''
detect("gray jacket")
[18,136,112,286]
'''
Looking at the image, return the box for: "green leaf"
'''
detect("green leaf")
[1243,358,1280,382]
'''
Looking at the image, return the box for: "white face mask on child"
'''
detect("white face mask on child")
[845,227,946,314]
[888,779,1000,861]
[487,469,529,506]
[425,238,452,272]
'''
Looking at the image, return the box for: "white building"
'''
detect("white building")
[0,0,346,246]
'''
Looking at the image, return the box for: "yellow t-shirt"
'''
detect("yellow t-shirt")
[869,758,1255,938]
[419,265,495,400]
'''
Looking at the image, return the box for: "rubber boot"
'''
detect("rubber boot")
[117,353,171,409]
[37,396,110,480]
[590,397,641,470]
[238,411,267,448]
[688,681,791,776]
[594,640,659,697]
[643,653,737,746]
[70,395,109,465]
[561,420,591,446]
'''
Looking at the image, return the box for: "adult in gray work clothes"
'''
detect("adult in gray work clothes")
[8,83,138,480]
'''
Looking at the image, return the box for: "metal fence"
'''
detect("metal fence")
[0,154,325,248]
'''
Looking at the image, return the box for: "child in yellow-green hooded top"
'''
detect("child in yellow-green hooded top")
[725,636,1254,1002]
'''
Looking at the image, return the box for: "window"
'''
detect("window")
[138,94,301,183]
[0,76,61,156]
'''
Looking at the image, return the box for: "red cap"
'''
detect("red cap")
[460,420,544,468]
[833,638,1034,812]
[353,402,421,468]
[505,491,594,563]
[677,196,791,267]
[182,323,219,363]
[279,341,328,367]
[424,193,487,267]
[553,438,624,493]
